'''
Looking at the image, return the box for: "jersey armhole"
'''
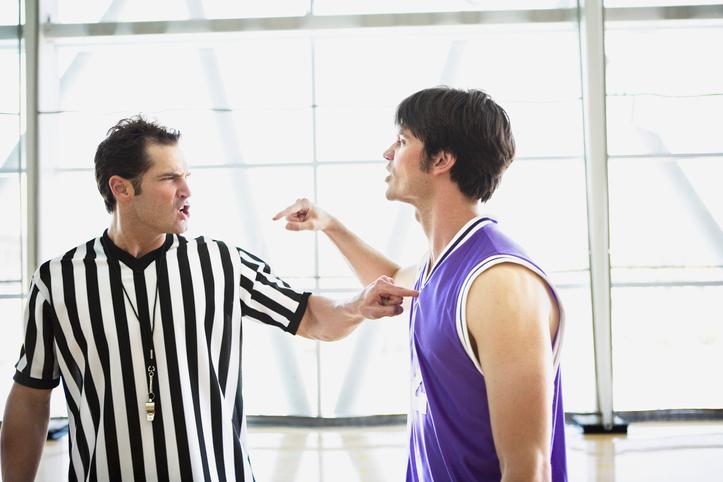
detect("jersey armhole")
[455,255,566,377]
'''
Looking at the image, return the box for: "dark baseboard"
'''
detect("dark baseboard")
[565,409,723,424]
[2,410,718,437]
[616,409,723,422]
[252,409,723,429]
[247,414,407,427]
[566,409,723,434]
[569,414,629,434]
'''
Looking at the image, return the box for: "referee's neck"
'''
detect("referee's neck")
[108,220,167,259]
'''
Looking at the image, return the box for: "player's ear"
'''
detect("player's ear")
[429,150,456,175]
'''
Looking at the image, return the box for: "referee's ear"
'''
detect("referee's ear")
[109,175,134,206]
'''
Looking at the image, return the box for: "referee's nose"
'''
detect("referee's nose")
[179,176,192,199]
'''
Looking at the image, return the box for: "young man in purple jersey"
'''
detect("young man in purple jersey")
[274,87,567,481]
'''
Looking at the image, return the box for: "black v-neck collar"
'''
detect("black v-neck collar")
[101,230,174,271]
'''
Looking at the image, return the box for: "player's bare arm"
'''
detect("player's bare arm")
[465,262,560,482]
[273,198,417,290]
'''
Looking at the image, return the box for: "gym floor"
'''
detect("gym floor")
[32,421,723,481]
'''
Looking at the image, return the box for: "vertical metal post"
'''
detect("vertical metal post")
[22,0,39,286]
[578,0,615,429]
[310,38,322,418]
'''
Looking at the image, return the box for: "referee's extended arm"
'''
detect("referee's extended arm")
[296,276,418,341]
[1,382,52,482]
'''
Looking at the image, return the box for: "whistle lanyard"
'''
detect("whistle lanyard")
[121,281,159,422]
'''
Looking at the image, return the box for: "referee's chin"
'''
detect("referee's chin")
[170,220,190,234]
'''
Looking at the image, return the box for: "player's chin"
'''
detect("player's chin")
[384,186,397,201]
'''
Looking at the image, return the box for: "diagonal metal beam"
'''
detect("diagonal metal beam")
[662,159,723,256]
[0,136,19,170]
[632,125,723,258]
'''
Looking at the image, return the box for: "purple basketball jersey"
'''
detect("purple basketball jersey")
[406,217,567,482]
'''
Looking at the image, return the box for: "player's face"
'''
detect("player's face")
[130,143,192,235]
[382,127,431,204]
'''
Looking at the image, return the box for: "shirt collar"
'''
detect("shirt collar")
[421,216,496,286]
[100,229,174,271]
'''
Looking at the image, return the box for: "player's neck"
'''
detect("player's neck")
[108,213,166,259]
[416,193,479,267]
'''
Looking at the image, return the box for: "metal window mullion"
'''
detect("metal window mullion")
[578,0,614,428]
[38,5,723,41]
[22,0,39,288]
[310,38,322,419]
[42,9,577,39]
[0,25,20,39]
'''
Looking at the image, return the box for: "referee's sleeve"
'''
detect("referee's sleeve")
[13,276,61,390]
[236,248,311,335]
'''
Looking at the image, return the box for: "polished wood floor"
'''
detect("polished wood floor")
[31,421,723,481]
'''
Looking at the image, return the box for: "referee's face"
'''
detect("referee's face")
[133,143,192,235]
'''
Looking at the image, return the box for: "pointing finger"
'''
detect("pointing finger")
[272,200,304,221]
[379,285,419,298]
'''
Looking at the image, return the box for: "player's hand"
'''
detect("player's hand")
[353,276,419,319]
[272,198,333,232]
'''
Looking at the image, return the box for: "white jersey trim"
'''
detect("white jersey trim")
[455,255,566,377]
[421,216,495,287]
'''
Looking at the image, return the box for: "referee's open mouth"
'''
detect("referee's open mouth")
[178,203,191,219]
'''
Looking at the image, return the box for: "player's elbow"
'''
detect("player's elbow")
[500,450,551,482]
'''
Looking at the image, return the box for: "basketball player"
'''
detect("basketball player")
[274,87,567,481]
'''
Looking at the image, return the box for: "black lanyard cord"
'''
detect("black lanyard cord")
[121,283,158,334]
[121,279,160,422]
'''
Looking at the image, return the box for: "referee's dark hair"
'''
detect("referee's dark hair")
[94,115,181,213]
[395,86,515,203]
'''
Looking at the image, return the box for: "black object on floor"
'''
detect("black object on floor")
[47,418,69,440]
[571,414,629,434]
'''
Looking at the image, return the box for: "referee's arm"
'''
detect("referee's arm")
[296,276,418,341]
[1,383,52,482]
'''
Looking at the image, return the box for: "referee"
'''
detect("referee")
[0,116,417,482]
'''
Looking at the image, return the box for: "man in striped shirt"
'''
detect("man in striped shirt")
[0,116,417,482]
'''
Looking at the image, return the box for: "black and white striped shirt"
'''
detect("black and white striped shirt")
[14,231,310,482]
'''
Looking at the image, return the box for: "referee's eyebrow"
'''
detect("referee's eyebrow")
[156,170,190,180]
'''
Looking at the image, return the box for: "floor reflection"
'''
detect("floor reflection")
[249,422,723,482]
[24,421,723,481]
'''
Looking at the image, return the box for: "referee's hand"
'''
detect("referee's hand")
[353,276,419,319]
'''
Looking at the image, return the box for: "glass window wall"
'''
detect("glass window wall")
[10,0,720,421]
